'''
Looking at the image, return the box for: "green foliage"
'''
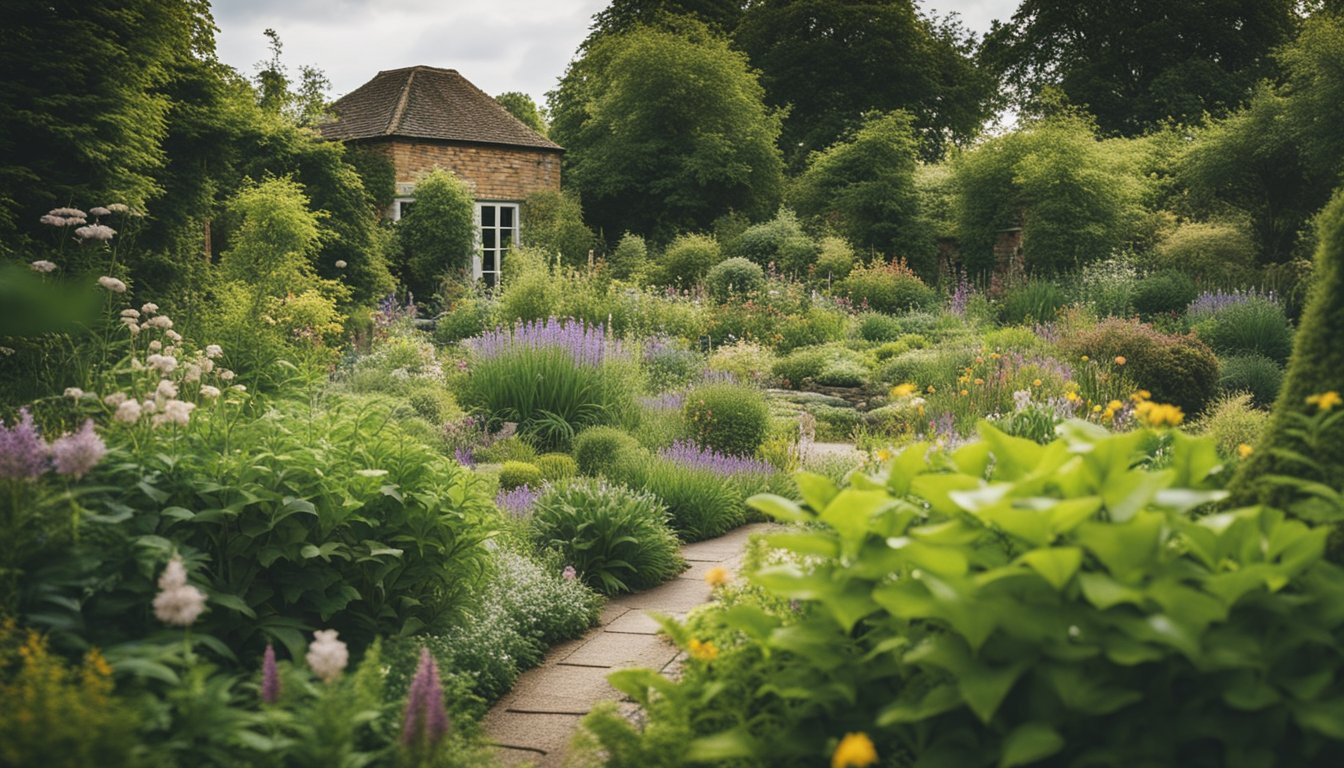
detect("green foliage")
[855,312,905,343]
[1194,298,1295,364]
[498,461,543,491]
[730,209,818,275]
[876,345,978,390]
[521,189,595,267]
[706,341,774,387]
[706,257,766,302]
[735,0,994,164]
[494,91,548,135]
[614,458,749,542]
[549,22,784,241]
[982,0,1297,135]
[1217,354,1284,409]
[536,452,579,482]
[684,383,770,457]
[790,111,931,273]
[600,423,1344,766]
[1154,220,1258,286]
[530,478,684,594]
[813,235,856,282]
[1197,392,1271,458]
[955,115,1144,276]
[609,232,649,280]
[1132,269,1199,318]
[839,259,937,314]
[1074,253,1139,318]
[1059,317,1220,415]
[997,277,1068,324]
[771,343,873,389]
[573,426,643,477]
[434,296,494,345]
[1235,189,1344,508]
[658,233,721,289]
[397,168,476,299]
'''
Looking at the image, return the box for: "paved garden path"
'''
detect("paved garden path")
[483,523,776,767]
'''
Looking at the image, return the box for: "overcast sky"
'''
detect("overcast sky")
[211,0,1019,107]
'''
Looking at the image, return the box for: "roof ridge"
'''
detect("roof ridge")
[386,68,416,135]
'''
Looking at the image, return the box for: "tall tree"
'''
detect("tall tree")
[549,22,783,242]
[734,0,994,166]
[495,92,548,136]
[586,0,745,42]
[982,0,1299,135]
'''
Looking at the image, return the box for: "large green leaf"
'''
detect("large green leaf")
[685,729,759,761]
[999,722,1064,767]
[1018,548,1083,590]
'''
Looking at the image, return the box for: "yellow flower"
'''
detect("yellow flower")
[875,449,891,462]
[958,375,970,384]
[1131,389,1152,402]
[1092,404,1102,413]
[927,385,936,394]
[1081,355,1090,362]
[688,638,718,662]
[704,566,730,587]
[974,378,985,386]
[1237,443,1254,459]
[990,352,1001,360]
[975,356,984,364]
[1306,391,1342,412]
[1066,391,1080,402]
[890,383,917,398]
[1107,400,1123,411]
[959,389,969,397]
[1135,400,1184,428]
[1032,379,1042,387]
[1114,355,1127,366]
[832,732,878,768]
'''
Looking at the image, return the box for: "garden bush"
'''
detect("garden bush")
[1193,297,1294,364]
[855,312,904,343]
[998,277,1068,324]
[573,426,643,477]
[731,209,818,274]
[530,479,683,594]
[684,383,769,457]
[772,345,869,390]
[588,423,1344,766]
[1074,253,1138,318]
[535,453,579,481]
[609,232,649,281]
[1218,353,1284,408]
[1132,269,1199,318]
[774,305,848,352]
[611,441,773,541]
[1154,219,1258,287]
[658,233,720,289]
[839,259,937,314]
[433,297,493,345]
[706,257,766,301]
[498,461,543,490]
[876,345,978,390]
[642,337,703,391]
[456,317,634,449]
[1059,317,1219,415]
[707,340,775,386]
[813,235,856,282]
[1196,393,1271,459]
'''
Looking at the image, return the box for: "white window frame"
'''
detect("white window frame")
[473,201,519,288]
[390,197,416,221]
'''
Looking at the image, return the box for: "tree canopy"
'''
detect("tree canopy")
[548,22,784,242]
[495,92,549,136]
[982,0,1300,135]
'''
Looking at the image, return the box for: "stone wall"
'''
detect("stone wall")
[357,137,561,202]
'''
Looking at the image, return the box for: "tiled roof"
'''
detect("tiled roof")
[319,66,562,152]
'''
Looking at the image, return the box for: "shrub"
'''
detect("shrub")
[705,257,766,301]
[396,168,476,298]
[1193,297,1294,364]
[876,345,978,390]
[521,189,595,267]
[456,318,634,450]
[684,383,769,457]
[839,259,937,314]
[609,232,649,281]
[981,325,1046,353]
[622,460,747,542]
[1154,219,1257,286]
[813,235,856,281]
[1075,253,1138,317]
[773,346,840,388]
[998,277,1068,324]
[855,312,904,343]
[707,340,774,386]
[1059,317,1219,415]
[474,435,538,465]
[658,234,720,289]
[534,453,578,482]
[573,426,642,477]
[590,424,1344,766]
[498,461,543,490]
[530,479,684,594]
[1218,354,1284,408]
[731,209,818,274]
[497,247,558,323]
[642,338,703,391]
[1132,269,1199,318]
[774,306,848,352]
[1197,392,1271,459]
[434,297,493,345]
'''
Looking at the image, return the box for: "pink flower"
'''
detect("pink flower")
[562,565,577,581]
[0,407,49,480]
[261,644,281,704]
[402,647,450,750]
[50,420,106,479]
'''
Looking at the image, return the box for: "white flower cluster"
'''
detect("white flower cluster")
[152,555,207,627]
[306,629,349,683]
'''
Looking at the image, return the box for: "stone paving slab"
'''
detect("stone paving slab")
[606,576,712,612]
[483,710,584,757]
[494,662,622,715]
[560,629,680,669]
[603,609,675,635]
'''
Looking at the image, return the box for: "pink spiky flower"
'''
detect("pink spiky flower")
[402,647,449,752]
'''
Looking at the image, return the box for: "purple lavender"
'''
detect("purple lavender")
[0,408,49,480]
[49,419,106,480]
[466,317,622,366]
[639,392,686,412]
[642,335,675,363]
[452,446,476,468]
[374,295,418,328]
[402,647,449,751]
[1187,288,1280,319]
[658,440,774,477]
[261,643,280,704]
[495,484,541,518]
[949,271,974,316]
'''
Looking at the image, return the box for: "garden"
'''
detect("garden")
[4,2,1344,767]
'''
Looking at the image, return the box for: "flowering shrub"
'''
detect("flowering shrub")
[839,259,937,314]
[707,340,775,387]
[1192,296,1294,364]
[613,451,756,542]
[530,478,684,594]
[684,382,770,458]
[596,421,1344,766]
[1059,317,1219,415]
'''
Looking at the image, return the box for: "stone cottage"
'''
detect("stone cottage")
[319,65,563,287]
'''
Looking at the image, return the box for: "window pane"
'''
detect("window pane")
[399,201,414,218]
[481,206,496,227]
[483,230,496,249]
[483,252,495,271]
[483,272,497,289]
[500,230,513,250]
[501,206,514,227]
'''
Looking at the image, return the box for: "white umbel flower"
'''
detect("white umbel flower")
[98,276,127,293]
[114,399,142,423]
[205,344,223,359]
[152,555,207,627]
[306,629,349,683]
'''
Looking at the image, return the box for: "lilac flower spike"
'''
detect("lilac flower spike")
[466,317,622,367]
[50,419,106,479]
[495,485,541,518]
[0,407,49,480]
[658,440,773,477]
[402,647,450,751]
[261,643,281,704]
